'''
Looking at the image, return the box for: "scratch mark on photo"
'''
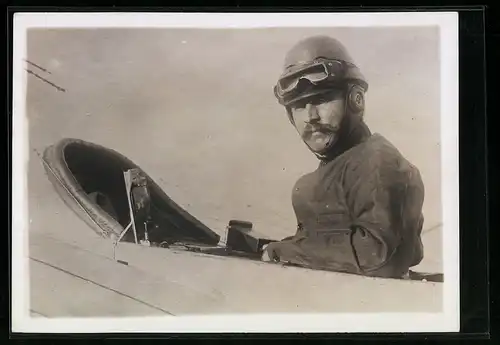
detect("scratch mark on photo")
[25,69,66,93]
[24,59,52,74]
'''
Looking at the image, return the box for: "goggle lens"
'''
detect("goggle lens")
[278,64,329,93]
[276,60,344,97]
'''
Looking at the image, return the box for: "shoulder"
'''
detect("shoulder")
[292,168,316,191]
[346,134,423,185]
[356,134,400,161]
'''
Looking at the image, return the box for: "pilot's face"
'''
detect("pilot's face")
[289,90,346,153]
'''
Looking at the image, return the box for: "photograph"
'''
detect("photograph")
[12,12,459,333]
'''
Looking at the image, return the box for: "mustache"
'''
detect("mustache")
[303,122,339,134]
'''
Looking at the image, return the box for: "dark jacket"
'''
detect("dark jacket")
[265,125,425,279]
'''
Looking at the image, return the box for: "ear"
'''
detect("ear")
[346,83,366,114]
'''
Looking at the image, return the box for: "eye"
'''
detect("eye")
[310,93,334,105]
[311,96,328,105]
[290,100,307,110]
[312,90,344,105]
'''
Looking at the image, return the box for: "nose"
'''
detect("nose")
[306,103,320,122]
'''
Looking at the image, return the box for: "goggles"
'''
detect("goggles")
[274,59,352,99]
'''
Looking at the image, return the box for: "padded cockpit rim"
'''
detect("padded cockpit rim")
[42,138,221,244]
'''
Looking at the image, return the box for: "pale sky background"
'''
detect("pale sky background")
[26,27,441,241]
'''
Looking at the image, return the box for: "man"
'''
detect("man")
[262,35,425,279]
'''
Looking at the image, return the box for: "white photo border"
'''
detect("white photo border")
[11,12,459,333]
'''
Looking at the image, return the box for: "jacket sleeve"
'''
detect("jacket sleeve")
[348,162,425,278]
[349,185,403,277]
